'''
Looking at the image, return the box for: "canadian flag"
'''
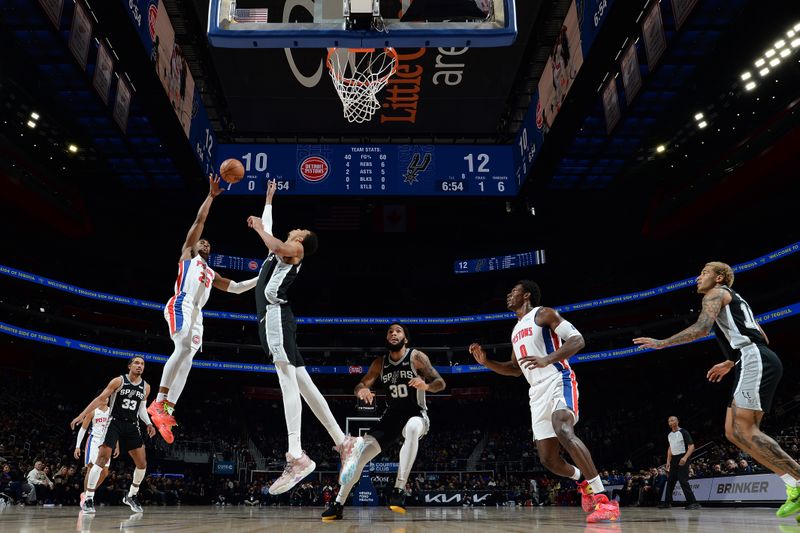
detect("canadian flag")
[377,204,414,233]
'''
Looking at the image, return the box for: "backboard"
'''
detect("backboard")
[207,0,517,48]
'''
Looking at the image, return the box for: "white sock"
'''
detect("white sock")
[587,475,604,494]
[570,466,582,481]
[781,474,798,488]
[86,464,103,498]
[166,349,197,404]
[276,362,303,459]
[296,367,346,446]
[396,417,424,489]
[336,437,381,505]
[156,392,168,403]
[128,468,146,496]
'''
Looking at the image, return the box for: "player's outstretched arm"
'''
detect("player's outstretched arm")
[259,179,277,236]
[410,350,446,393]
[71,377,122,429]
[139,383,156,438]
[354,357,383,405]
[212,275,258,294]
[180,174,223,260]
[247,216,304,259]
[469,343,522,377]
[633,287,729,350]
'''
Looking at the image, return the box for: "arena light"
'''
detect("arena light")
[694,112,704,121]
[26,120,36,128]
[795,22,800,32]
[774,39,786,49]
[698,120,708,129]
[68,144,79,153]
[792,38,800,48]
[30,112,40,120]
[759,67,770,76]
[765,49,776,58]
[744,81,757,91]
[656,144,666,153]
[780,48,791,58]
[769,57,780,67]
[740,72,751,81]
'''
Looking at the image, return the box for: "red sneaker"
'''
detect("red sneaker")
[587,500,620,523]
[577,481,610,513]
[147,400,177,444]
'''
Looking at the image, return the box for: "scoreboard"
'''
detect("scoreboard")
[454,249,546,274]
[215,144,518,196]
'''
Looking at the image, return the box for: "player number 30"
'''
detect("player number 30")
[389,384,409,398]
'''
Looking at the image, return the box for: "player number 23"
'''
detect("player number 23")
[389,384,408,398]
[120,399,138,411]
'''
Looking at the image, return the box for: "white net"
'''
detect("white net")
[326,48,398,123]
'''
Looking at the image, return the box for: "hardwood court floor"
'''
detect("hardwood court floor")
[1,505,798,533]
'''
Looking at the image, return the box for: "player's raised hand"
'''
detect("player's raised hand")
[266,179,277,204]
[209,173,224,197]
[357,388,375,405]
[633,337,662,350]
[469,343,487,365]
[408,377,429,391]
[247,216,264,231]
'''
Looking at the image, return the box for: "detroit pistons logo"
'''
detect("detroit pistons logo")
[248,260,259,271]
[299,156,329,183]
[192,335,201,346]
[348,366,363,374]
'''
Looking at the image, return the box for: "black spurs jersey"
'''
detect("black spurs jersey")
[256,252,301,317]
[712,286,766,361]
[109,375,147,423]
[381,348,427,412]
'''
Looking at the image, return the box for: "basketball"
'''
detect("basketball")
[220,158,245,184]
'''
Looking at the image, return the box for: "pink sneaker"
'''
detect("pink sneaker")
[577,480,610,513]
[79,492,85,508]
[587,500,620,523]
[337,436,365,486]
[268,452,316,495]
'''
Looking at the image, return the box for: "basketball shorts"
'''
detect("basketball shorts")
[258,303,304,367]
[529,371,579,441]
[102,418,144,453]
[85,435,111,468]
[164,302,203,352]
[730,344,782,413]
[369,408,429,450]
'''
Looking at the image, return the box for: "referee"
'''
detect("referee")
[659,416,701,509]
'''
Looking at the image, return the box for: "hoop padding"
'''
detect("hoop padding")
[326,47,398,123]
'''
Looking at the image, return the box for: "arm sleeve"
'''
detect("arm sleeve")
[261,204,273,235]
[138,400,152,425]
[225,277,258,294]
[681,429,694,445]
[554,319,582,340]
[76,426,87,449]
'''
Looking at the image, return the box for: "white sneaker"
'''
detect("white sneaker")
[339,436,366,486]
[268,452,316,495]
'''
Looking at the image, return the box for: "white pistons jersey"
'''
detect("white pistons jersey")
[165,257,215,333]
[512,307,578,402]
[89,407,111,443]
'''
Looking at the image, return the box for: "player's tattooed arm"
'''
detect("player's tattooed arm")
[180,174,223,260]
[634,288,728,350]
[354,357,382,405]
[410,350,446,393]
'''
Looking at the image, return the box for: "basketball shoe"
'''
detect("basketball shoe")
[269,452,316,495]
[776,485,800,518]
[577,480,613,512]
[321,502,343,521]
[147,400,177,444]
[389,488,407,513]
[339,437,366,486]
[587,500,621,523]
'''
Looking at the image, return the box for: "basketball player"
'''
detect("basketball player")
[634,262,800,519]
[469,281,620,523]
[147,174,258,444]
[73,398,117,506]
[70,356,156,514]
[247,179,360,496]
[321,323,446,521]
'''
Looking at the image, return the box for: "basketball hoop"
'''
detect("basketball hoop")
[326,47,398,123]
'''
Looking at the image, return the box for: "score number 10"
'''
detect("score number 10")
[240,152,291,192]
[463,153,505,192]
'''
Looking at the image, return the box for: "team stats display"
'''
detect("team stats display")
[454,249,546,274]
[215,144,518,196]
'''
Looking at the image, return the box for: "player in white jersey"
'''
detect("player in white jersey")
[147,175,259,444]
[470,280,620,523]
[74,400,116,507]
[634,262,800,521]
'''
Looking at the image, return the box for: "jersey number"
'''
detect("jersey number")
[740,302,758,330]
[120,399,138,411]
[389,384,408,398]
[198,270,212,288]
[518,344,528,361]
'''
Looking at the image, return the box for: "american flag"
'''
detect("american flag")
[232,8,269,23]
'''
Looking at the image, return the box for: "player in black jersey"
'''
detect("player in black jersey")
[248,180,359,497]
[634,262,800,520]
[322,323,446,521]
[70,356,156,514]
